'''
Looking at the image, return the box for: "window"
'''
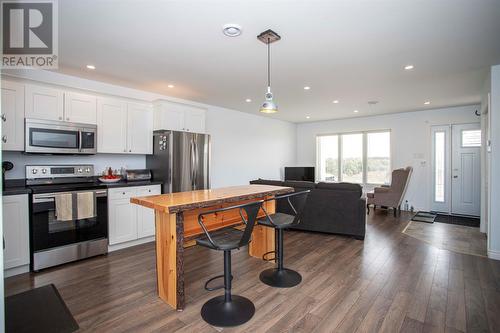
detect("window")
[434,131,445,202]
[317,135,339,181]
[317,130,391,184]
[367,132,391,184]
[461,130,481,147]
[341,133,363,183]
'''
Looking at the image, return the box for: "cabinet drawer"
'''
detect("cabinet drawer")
[136,185,161,196]
[108,187,137,200]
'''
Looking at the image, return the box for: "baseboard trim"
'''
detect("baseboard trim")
[4,264,30,278]
[108,236,155,252]
[488,250,500,261]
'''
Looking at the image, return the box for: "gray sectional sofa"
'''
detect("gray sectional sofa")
[250,179,366,240]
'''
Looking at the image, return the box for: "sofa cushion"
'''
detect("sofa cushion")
[316,182,362,197]
[283,180,316,189]
[249,179,284,186]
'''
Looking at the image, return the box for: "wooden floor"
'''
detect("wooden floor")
[5,211,500,332]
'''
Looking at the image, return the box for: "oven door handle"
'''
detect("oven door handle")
[33,190,107,203]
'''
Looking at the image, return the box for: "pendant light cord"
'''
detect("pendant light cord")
[267,37,271,87]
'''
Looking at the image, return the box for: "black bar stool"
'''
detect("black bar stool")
[196,200,264,327]
[258,190,310,288]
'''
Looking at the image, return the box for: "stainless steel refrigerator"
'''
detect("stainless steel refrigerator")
[146,130,210,193]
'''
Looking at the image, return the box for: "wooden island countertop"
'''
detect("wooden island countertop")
[131,184,293,213]
[130,184,293,310]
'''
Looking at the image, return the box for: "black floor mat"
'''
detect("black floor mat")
[5,284,79,333]
[435,214,480,228]
[411,211,436,223]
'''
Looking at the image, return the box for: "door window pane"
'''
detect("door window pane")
[461,130,481,147]
[341,133,363,183]
[317,135,338,181]
[434,131,445,202]
[367,132,391,184]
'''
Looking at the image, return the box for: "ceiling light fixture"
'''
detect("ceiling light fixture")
[404,65,414,70]
[353,110,359,113]
[258,29,281,114]
[424,101,431,105]
[303,86,311,90]
[167,84,174,88]
[245,98,252,103]
[86,65,95,70]
[333,100,339,104]
[222,24,242,37]
[306,116,310,119]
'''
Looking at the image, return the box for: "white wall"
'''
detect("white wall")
[488,64,500,260]
[207,106,296,187]
[296,105,480,212]
[1,70,296,186]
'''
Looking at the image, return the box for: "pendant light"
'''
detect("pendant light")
[258,30,281,114]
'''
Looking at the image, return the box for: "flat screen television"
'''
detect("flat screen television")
[284,167,315,182]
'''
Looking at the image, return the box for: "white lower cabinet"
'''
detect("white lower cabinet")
[108,185,161,247]
[3,194,30,272]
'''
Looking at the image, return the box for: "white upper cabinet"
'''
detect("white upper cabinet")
[25,84,64,121]
[64,92,97,124]
[1,80,25,151]
[97,98,128,153]
[185,108,206,133]
[97,98,153,154]
[127,103,153,154]
[153,100,206,133]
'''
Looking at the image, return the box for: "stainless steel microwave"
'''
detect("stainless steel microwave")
[25,118,97,154]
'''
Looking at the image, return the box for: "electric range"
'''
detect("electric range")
[27,164,108,271]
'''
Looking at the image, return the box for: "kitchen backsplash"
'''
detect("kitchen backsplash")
[2,151,146,179]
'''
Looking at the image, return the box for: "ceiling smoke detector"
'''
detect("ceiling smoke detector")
[222,24,242,37]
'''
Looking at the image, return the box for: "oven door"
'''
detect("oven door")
[25,119,97,154]
[31,189,108,252]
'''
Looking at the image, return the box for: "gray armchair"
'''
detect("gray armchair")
[366,167,413,217]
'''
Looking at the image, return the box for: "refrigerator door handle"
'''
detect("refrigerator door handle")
[190,139,196,189]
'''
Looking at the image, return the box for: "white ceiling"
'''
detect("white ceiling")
[56,0,500,123]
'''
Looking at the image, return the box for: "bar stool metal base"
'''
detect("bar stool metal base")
[259,268,302,288]
[201,295,255,327]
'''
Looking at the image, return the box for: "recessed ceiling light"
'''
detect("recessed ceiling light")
[222,24,242,37]
[303,86,311,90]
[404,65,414,70]
[424,101,431,105]
[167,84,175,88]
[332,100,339,104]
[245,98,252,103]
[353,110,359,113]
[86,64,95,70]
[306,116,310,119]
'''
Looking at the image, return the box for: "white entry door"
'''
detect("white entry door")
[451,124,481,216]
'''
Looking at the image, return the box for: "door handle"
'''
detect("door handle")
[2,135,7,143]
[453,175,458,178]
[1,114,6,122]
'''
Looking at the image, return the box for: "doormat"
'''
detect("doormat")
[6,284,79,333]
[411,211,436,223]
[435,214,480,228]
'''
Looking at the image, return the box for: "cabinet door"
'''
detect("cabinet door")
[127,103,153,154]
[136,186,161,238]
[108,197,138,245]
[25,84,64,121]
[153,101,185,131]
[97,98,127,153]
[64,92,97,124]
[184,108,206,133]
[1,81,25,151]
[3,195,30,270]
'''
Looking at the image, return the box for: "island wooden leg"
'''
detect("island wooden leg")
[155,211,185,310]
[248,198,276,260]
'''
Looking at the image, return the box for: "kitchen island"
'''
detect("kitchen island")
[130,184,293,310]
